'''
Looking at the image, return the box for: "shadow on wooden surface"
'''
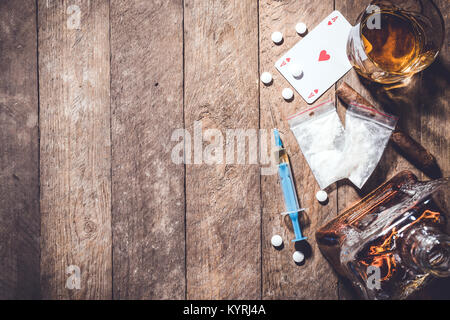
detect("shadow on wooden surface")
[356,71,444,179]
[359,56,450,116]
[336,274,450,300]
[421,56,450,117]
[356,73,422,117]
[1,0,449,300]
[0,0,40,299]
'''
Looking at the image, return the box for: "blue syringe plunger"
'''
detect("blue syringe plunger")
[274,129,307,242]
[289,211,307,242]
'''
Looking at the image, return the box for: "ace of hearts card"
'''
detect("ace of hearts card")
[275,11,353,104]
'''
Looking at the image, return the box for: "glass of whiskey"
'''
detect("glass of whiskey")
[347,0,445,84]
[316,171,450,299]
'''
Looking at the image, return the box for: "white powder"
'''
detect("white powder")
[344,107,396,188]
[289,102,347,189]
[289,102,397,190]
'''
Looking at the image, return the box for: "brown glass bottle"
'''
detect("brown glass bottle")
[316,171,450,299]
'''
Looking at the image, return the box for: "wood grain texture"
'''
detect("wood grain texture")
[38,0,112,299]
[0,0,40,299]
[0,0,447,300]
[259,0,338,299]
[420,0,449,190]
[415,0,450,299]
[184,0,261,299]
[336,0,405,299]
[110,0,185,299]
[335,0,443,299]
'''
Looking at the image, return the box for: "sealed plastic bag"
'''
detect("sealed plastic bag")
[344,103,398,188]
[288,100,398,190]
[288,100,347,189]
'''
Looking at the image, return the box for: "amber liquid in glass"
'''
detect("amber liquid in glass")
[316,171,449,299]
[361,11,424,73]
[352,198,444,298]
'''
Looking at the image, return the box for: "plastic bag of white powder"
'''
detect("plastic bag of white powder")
[288,101,347,189]
[344,103,398,188]
[288,101,397,189]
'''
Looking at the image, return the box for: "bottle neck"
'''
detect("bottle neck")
[405,227,450,277]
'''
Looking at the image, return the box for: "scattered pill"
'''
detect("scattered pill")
[289,63,303,79]
[282,88,294,100]
[295,22,307,35]
[316,190,328,203]
[260,72,273,85]
[293,251,305,263]
[271,235,283,247]
[271,31,283,44]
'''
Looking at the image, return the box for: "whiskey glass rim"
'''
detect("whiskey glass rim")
[356,2,445,76]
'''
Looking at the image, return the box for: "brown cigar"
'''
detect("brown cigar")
[336,82,440,178]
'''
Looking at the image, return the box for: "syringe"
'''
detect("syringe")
[273,129,307,242]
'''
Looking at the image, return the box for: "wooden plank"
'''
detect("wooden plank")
[110,0,185,299]
[416,0,450,299]
[335,0,382,300]
[335,0,442,299]
[420,0,449,199]
[184,0,261,299]
[0,0,40,299]
[259,0,338,299]
[38,0,112,299]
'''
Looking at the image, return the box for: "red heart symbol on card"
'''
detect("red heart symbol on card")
[308,89,319,99]
[286,57,291,62]
[328,21,332,25]
[319,50,330,61]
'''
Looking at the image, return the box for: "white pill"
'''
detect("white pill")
[260,72,273,85]
[271,31,283,44]
[289,63,303,78]
[295,22,307,35]
[282,88,294,100]
[316,190,328,203]
[293,251,305,263]
[271,235,283,247]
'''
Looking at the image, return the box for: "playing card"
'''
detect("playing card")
[275,11,352,104]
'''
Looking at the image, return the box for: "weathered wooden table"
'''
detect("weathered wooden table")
[1,0,448,299]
